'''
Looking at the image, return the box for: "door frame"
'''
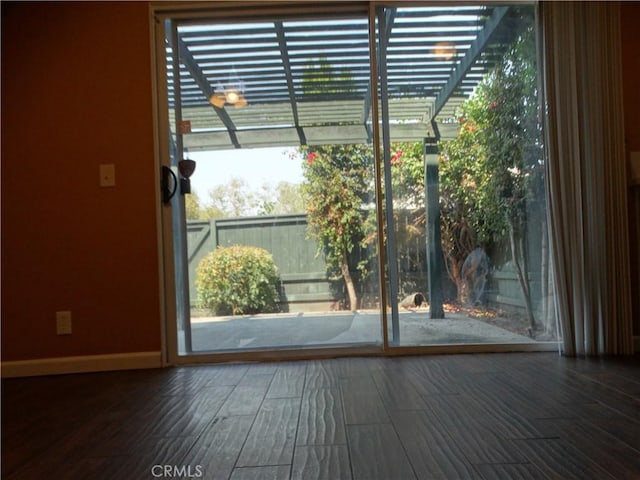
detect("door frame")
[150,1,560,366]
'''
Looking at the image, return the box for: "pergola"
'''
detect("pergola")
[167,5,531,150]
[165,4,532,329]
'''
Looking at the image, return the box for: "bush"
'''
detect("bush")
[195,245,280,315]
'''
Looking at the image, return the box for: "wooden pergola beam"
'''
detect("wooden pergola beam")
[177,38,241,148]
[431,6,510,120]
[275,21,307,146]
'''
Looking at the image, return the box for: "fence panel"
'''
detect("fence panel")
[187,213,534,315]
[188,214,336,311]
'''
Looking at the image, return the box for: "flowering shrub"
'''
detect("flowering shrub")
[195,245,280,315]
[300,144,374,310]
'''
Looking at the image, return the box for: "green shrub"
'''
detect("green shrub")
[195,245,280,315]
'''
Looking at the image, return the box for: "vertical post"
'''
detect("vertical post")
[170,22,193,353]
[378,9,401,345]
[424,138,445,318]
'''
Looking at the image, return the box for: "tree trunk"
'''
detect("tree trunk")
[341,250,358,311]
[444,252,464,303]
[453,261,465,304]
[509,222,536,331]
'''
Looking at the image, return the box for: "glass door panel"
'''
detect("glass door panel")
[159,3,561,359]
[166,12,384,355]
[377,4,560,347]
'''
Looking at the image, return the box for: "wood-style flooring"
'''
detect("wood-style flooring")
[2,353,639,479]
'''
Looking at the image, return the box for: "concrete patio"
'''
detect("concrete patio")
[188,310,546,352]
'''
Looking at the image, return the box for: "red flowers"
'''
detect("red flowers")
[307,152,317,165]
[391,150,403,166]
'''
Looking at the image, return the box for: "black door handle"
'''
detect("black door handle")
[161,166,178,204]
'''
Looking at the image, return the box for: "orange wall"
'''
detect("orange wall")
[1,2,161,360]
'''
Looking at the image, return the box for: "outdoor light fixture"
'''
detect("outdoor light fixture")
[178,158,196,195]
[434,42,456,60]
[209,69,247,108]
[209,91,225,108]
[160,157,196,204]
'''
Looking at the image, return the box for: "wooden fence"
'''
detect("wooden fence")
[188,214,338,312]
[187,213,539,316]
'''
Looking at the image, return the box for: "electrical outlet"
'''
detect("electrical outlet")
[99,164,116,187]
[56,311,72,335]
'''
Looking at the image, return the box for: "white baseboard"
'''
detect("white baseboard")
[1,351,163,378]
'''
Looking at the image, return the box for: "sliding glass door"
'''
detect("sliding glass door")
[160,8,385,357]
[377,5,559,348]
[155,2,560,362]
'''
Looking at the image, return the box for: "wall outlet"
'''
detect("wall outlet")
[99,163,116,187]
[56,311,72,335]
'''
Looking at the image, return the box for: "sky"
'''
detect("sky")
[187,146,304,199]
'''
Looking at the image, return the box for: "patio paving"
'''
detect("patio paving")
[188,310,537,352]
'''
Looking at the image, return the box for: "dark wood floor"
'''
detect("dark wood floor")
[2,353,639,480]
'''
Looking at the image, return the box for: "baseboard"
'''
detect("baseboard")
[1,351,163,378]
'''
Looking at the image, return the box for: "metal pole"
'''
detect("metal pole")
[170,22,193,353]
[424,138,445,318]
[378,9,401,344]
[368,6,389,350]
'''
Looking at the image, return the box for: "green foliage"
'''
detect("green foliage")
[195,245,280,315]
[437,22,542,305]
[299,144,375,309]
[439,96,506,254]
[186,190,225,220]
[301,145,373,269]
[388,142,425,211]
[480,26,542,229]
[207,177,264,217]
[185,191,207,220]
[294,22,542,310]
[186,179,306,220]
[301,57,357,96]
[382,143,428,285]
[258,181,307,216]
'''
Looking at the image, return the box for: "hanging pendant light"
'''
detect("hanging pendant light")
[209,84,226,108]
[209,68,247,108]
[434,42,456,60]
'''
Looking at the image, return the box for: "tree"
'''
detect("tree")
[300,144,374,310]
[299,59,373,310]
[301,56,356,96]
[380,142,429,294]
[207,177,260,217]
[479,26,542,330]
[186,178,307,220]
[185,191,207,220]
[274,181,307,214]
[438,96,507,302]
[259,181,307,215]
[185,190,225,220]
[437,23,544,329]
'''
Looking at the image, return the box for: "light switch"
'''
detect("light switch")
[56,310,72,335]
[100,164,116,187]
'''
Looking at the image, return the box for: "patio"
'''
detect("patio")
[189,309,541,352]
